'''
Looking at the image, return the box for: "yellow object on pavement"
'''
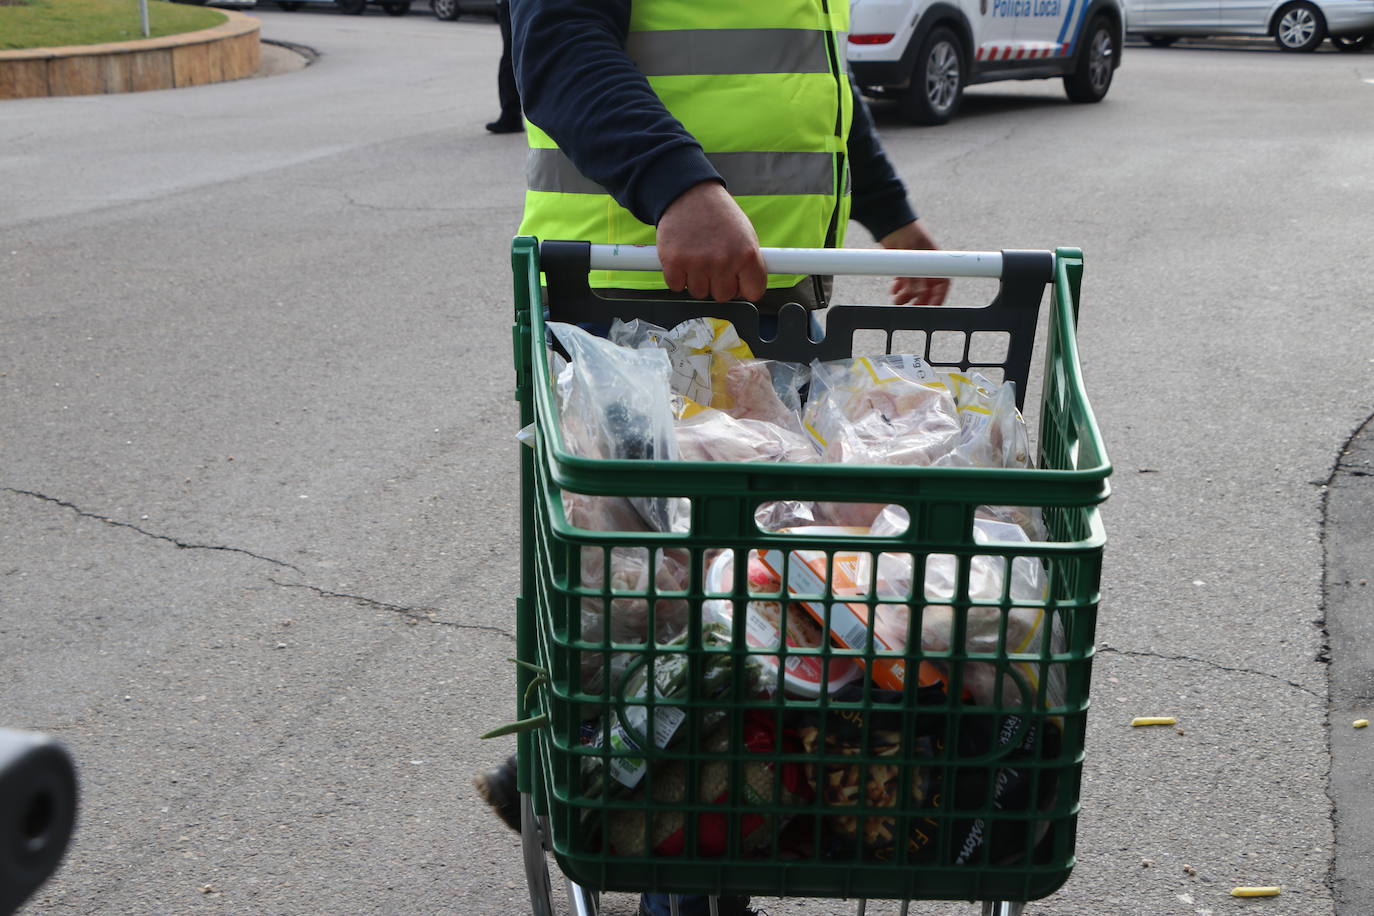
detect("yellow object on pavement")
[1230,886,1281,898]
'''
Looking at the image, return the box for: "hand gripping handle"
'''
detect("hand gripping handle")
[587,244,1006,279]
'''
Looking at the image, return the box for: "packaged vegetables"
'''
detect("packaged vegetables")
[538,318,1064,863]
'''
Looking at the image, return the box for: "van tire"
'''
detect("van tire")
[1064,16,1116,103]
[901,26,966,126]
[1330,32,1372,51]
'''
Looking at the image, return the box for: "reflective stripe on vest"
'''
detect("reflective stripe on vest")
[528,148,836,197]
[626,28,832,76]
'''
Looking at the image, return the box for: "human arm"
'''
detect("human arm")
[846,76,950,306]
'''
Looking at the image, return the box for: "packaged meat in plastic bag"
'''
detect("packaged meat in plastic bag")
[722,358,809,435]
[701,550,860,698]
[804,355,961,528]
[803,355,961,466]
[576,543,692,695]
[674,403,818,465]
[936,371,1031,470]
[561,489,649,535]
[550,322,683,532]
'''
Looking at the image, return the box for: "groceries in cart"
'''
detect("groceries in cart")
[542,318,1065,864]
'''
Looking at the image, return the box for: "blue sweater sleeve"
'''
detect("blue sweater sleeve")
[510,0,918,237]
[509,0,721,226]
[847,74,919,240]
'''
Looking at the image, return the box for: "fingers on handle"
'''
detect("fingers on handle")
[662,260,688,293]
[891,277,952,306]
[738,253,768,303]
[686,266,713,300]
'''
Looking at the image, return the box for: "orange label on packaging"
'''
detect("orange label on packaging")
[756,548,942,692]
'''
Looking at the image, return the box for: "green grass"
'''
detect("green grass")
[0,0,227,51]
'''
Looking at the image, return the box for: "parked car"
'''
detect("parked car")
[430,0,498,20]
[1125,0,1374,51]
[848,0,1125,125]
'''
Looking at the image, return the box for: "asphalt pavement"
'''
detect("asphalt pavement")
[2,10,1373,915]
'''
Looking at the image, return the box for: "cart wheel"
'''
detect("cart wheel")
[520,793,599,916]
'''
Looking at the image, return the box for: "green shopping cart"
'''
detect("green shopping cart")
[507,237,1111,916]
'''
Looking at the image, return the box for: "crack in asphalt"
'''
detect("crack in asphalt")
[266,577,515,640]
[3,486,515,641]
[340,190,463,214]
[2,487,304,574]
[1096,643,1323,698]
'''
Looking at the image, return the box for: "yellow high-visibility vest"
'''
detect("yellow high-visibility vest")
[518,0,853,289]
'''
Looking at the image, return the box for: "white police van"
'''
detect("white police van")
[848,0,1124,124]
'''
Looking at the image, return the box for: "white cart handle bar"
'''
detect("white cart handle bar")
[587,244,1004,279]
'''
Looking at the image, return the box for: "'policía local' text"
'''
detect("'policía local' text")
[991,0,1062,16]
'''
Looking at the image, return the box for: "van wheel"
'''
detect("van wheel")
[1064,16,1115,103]
[901,27,965,126]
[431,0,459,19]
[1274,2,1326,51]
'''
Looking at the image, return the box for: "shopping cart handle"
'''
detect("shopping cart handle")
[588,244,1005,279]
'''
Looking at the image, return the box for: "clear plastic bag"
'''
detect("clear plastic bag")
[609,316,754,409]
[803,355,961,466]
[753,500,824,532]
[936,371,1031,470]
[804,355,962,528]
[721,358,809,435]
[674,406,818,465]
[865,509,1065,710]
[577,544,692,695]
[550,322,682,532]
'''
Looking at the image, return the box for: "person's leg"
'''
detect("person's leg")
[486,0,523,133]
[471,754,520,832]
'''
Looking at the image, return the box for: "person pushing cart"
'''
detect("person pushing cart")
[478,1,1111,913]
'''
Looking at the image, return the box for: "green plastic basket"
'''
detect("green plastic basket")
[509,237,1110,904]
